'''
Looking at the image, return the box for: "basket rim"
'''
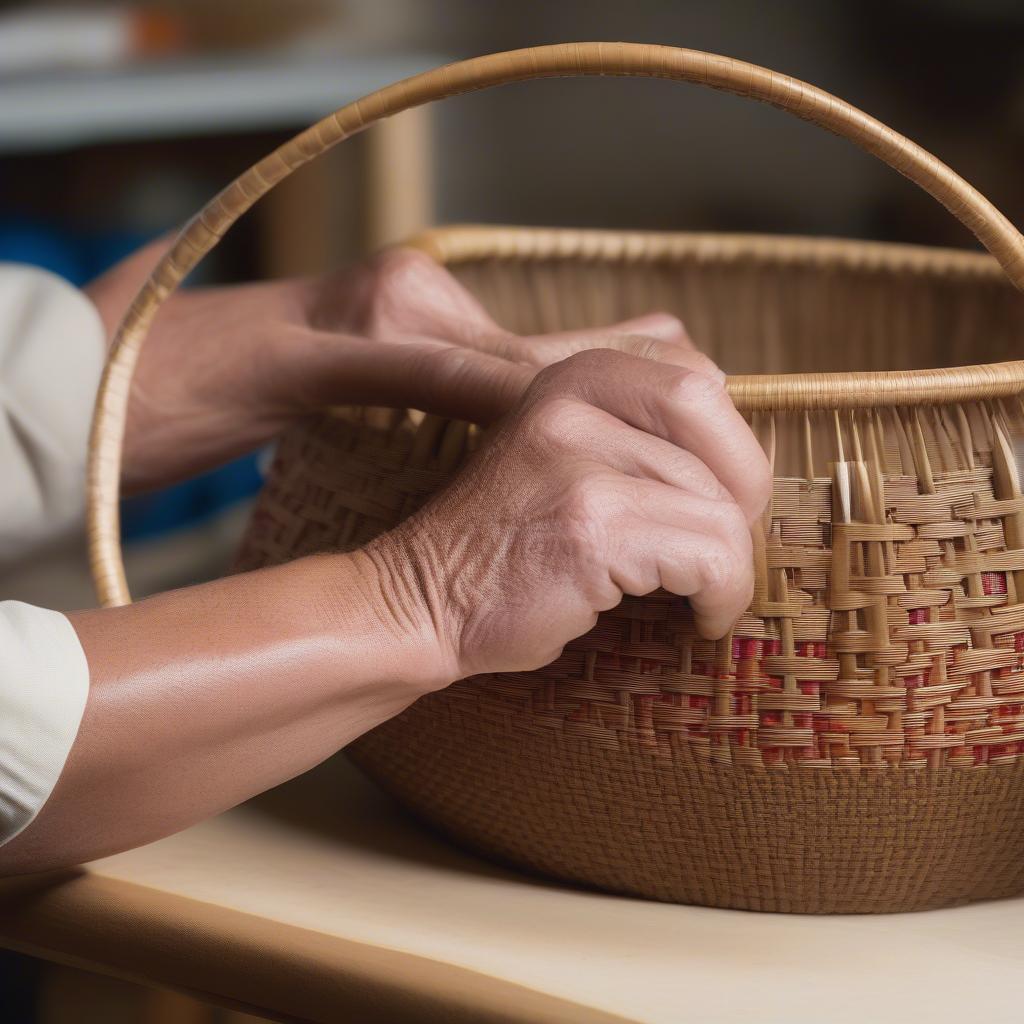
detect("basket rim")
[404,224,1024,412]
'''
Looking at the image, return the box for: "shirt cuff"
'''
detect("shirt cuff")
[0,264,106,565]
[0,601,89,847]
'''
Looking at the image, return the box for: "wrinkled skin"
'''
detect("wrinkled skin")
[86,240,714,491]
[0,242,769,875]
[370,347,769,678]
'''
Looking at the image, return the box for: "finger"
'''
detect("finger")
[312,248,505,342]
[525,397,730,501]
[528,334,724,382]
[531,350,771,525]
[610,517,754,640]
[468,311,714,373]
[367,248,503,344]
[602,313,694,346]
[471,331,723,382]
[530,313,693,349]
[594,473,753,606]
[607,475,752,555]
[532,312,693,348]
[291,333,532,423]
[475,312,692,355]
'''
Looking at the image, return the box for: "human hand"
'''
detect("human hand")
[364,348,772,681]
[86,241,710,493]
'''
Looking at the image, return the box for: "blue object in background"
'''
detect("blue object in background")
[0,220,84,283]
[121,454,264,541]
[0,218,264,542]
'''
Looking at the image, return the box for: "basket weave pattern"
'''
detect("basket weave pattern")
[348,699,1024,913]
[84,45,1024,912]
[237,402,1024,771]
[233,233,1024,911]
[237,237,1024,772]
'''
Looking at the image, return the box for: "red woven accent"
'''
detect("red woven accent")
[983,571,1009,596]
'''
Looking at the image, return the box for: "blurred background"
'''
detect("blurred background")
[2,0,1024,1019]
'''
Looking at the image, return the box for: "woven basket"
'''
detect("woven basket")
[89,45,1024,914]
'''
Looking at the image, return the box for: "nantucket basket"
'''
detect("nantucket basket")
[89,44,1024,914]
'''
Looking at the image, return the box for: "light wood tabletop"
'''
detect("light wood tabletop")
[2,754,1023,1023]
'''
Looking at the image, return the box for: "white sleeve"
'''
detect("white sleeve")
[0,267,100,845]
[0,601,89,846]
[0,263,106,565]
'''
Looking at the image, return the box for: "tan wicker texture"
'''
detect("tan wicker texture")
[234,229,1024,912]
[87,43,1024,608]
[86,46,1024,913]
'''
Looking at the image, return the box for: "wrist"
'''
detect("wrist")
[322,544,459,696]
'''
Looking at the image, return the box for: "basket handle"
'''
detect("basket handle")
[89,41,1024,607]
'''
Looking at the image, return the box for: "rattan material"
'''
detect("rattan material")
[406,227,1024,411]
[233,229,1024,912]
[86,46,1024,913]
[87,43,1024,608]
[352,702,1024,914]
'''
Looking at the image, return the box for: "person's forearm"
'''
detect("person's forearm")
[0,553,448,875]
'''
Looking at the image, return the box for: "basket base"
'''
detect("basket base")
[350,685,1024,914]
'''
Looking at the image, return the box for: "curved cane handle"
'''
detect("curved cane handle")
[89,42,1024,606]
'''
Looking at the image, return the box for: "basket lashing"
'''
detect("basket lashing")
[502,400,1024,770]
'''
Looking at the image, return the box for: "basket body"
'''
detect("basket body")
[237,228,1024,913]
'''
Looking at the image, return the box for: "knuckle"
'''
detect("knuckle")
[556,473,617,557]
[526,347,622,398]
[562,347,624,370]
[556,346,625,378]
[522,395,591,447]
[716,501,753,551]
[372,247,437,292]
[624,335,665,361]
[562,472,608,524]
[517,479,613,600]
[661,367,728,410]
[630,338,723,383]
[668,450,730,499]
[526,358,568,396]
[688,351,726,381]
[698,539,748,595]
[362,248,443,333]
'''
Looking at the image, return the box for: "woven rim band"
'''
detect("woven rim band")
[87,42,1024,606]
[406,224,1024,411]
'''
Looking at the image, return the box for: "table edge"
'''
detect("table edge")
[0,871,636,1024]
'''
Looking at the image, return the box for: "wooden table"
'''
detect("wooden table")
[2,755,1023,1023]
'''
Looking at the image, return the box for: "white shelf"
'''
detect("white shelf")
[0,51,449,152]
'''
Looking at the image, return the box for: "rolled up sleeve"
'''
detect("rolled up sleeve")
[0,265,102,845]
[0,263,106,565]
[0,601,89,845]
